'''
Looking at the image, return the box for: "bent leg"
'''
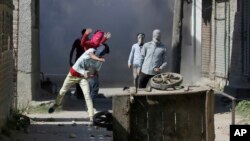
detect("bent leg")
[55,73,78,105]
[75,83,84,99]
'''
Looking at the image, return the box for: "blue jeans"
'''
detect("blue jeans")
[89,75,99,99]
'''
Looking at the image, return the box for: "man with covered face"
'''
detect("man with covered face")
[138,29,167,88]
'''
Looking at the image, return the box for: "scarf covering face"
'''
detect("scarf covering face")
[152,29,161,43]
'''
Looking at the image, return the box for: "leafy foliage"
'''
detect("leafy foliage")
[236,100,250,118]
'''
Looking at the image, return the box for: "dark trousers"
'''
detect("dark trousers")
[138,73,154,88]
[75,75,99,100]
[89,75,99,99]
[75,83,84,99]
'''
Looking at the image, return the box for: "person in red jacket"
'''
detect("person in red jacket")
[80,28,111,103]
[80,28,111,51]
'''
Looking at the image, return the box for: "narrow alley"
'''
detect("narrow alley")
[1,0,250,141]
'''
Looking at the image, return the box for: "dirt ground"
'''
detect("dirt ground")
[214,112,249,141]
[214,94,250,141]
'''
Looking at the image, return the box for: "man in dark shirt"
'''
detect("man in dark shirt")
[69,29,87,99]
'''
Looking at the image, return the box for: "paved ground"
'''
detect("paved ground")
[5,122,112,141]
[0,91,113,141]
[0,88,249,141]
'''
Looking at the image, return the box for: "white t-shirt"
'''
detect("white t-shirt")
[72,48,102,75]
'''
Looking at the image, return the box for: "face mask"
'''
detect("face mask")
[152,30,161,43]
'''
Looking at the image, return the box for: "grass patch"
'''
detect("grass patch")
[236,100,250,118]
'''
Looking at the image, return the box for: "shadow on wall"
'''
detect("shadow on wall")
[225,4,250,98]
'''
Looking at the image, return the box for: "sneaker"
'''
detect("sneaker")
[93,108,97,114]
[48,104,58,114]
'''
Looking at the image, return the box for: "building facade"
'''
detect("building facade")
[201,0,250,98]
[181,0,250,98]
[201,0,236,90]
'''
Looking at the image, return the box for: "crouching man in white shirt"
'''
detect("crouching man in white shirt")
[48,45,109,125]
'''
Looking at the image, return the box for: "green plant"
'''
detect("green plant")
[236,100,250,118]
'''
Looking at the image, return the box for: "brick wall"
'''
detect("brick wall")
[201,0,250,96]
[0,0,14,129]
[201,0,212,77]
[201,0,236,89]
[201,22,211,77]
[0,51,13,128]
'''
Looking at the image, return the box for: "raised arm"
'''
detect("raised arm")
[88,52,105,62]
[69,39,79,66]
[100,32,111,44]
[80,28,92,50]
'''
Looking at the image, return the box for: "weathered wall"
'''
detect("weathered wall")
[0,0,14,129]
[200,0,250,97]
[201,0,232,88]
[16,0,40,109]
